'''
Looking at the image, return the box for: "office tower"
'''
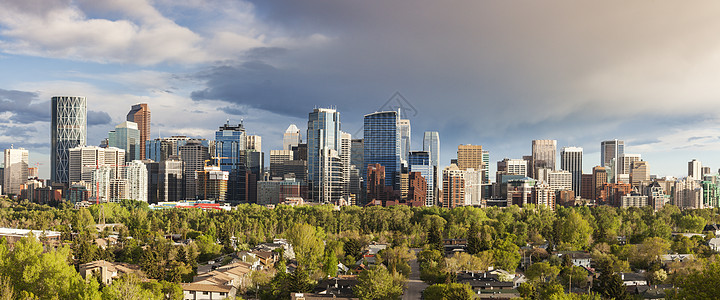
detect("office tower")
[580,174,594,200]
[630,161,649,188]
[341,132,352,199]
[548,170,572,191]
[257,178,307,205]
[91,166,115,203]
[423,131,440,168]
[702,166,712,177]
[531,140,556,178]
[68,146,125,184]
[308,108,342,202]
[159,156,183,201]
[197,166,229,201]
[214,121,247,203]
[560,147,583,197]
[125,160,148,202]
[457,144,483,171]
[497,158,528,177]
[246,150,263,203]
[689,159,702,179]
[144,160,159,204]
[247,135,262,152]
[350,139,364,171]
[126,104,150,159]
[507,178,535,207]
[146,136,193,162]
[109,121,141,162]
[592,166,608,201]
[482,150,490,184]
[0,167,4,194]
[533,183,556,210]
[601,140,624,168]
[646,181,665,211]
[270,150,294,178]
[3,147,28,195]
[617,153,641,175]
[364,111,401,188]
[463,168,483,206]
[409,151,434,207]
[398,119,411,163]
[367,164,393,206]
[51,96,87,184]
[675,178,702,209]
[442,164,465,209]
[283,124,302,151]
[180,140,210,200]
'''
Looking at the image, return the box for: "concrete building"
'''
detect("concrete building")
[507,177,535,207]
[689,159,703,180]
[580,174,594,200]
[159,156,183,202]
[592,166,608,201]
[533,183,556,210]
[69,146,125,184]
[125,160,148,202]
[308,108,343,202]
[601,139,624,168]
[617,153,641,177]
[145,136,192,162]
[398,119,411,164]
[548,170,572,192]
[560,147,582,197]
[52,96,87,184]
[630,161,650,188]
[646,181,665,211]
[180,140,210,200]
[457,144,484,172]
[442,164,465,209]
[497,158,528,178]
[620,195,648,208]
[126,104,150,160]
[531,140,557,179]
[282,124,301,151]
[3,147,28,195]
[257,178,307,205]
[269,150,294,178]
[196,166,229,202]
[675,178,703,209]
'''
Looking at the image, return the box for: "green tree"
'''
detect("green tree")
[423,283,474,300]
[591,260,628,300]
[286,223,326,269]
[668,261,720,299]
[354,265,406,300]
[525,262,560,282]
[554,209,593,250]
[492,236,520,272]
[466,222,481,255]
[427,222,444,252]
[378,245,415,276]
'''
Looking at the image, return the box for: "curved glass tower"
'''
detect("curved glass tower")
[364,111,400,188]
[51,96,87,184]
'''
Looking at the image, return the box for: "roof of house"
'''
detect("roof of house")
[181,283,232,293]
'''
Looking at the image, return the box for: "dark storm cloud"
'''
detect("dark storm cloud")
[87,110,112,126]
[0,88,50,123]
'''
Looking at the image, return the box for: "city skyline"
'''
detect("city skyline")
[2,1,720,178]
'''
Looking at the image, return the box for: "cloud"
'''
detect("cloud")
[87,110,112,126]
[0,88,49,123]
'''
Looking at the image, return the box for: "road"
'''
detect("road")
[403,248,428,300]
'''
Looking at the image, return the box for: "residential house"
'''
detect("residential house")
[79,260,144,286]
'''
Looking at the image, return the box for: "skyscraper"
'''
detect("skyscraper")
[307,108,343,202]
[214,121,247,203]
[68,146,125,184]
[442,164,465,208]
[482,150,490,184]
[341,132,352,199]
[689,159,702,180]
[532,140,557,179]
[423,131,440,168]
[630,161,649,188]
[283,124,302,151]
[601,139,624,168]
[3,147,28,195]
[180,140,209,200]
[51,96,87,184]
[398,119,411,164]
[457,144,483,171]
[108,121,141,162]
[126,104,150,159]
[560,147,583,197]
[409,151,434,206]
[364,111,401,189]
[125,160,148,202]
[159,156,183,201]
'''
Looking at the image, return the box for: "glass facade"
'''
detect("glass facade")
[215,122,247,203]
[364,111,400,187]
[51,96,87,184]
[307,108,342,202]
[423,131,440,168]
[109,121,140,162]
[409,151,434,206]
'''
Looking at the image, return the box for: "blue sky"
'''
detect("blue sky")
[2,0,720,179]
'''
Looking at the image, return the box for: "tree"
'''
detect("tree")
[466,222,481,255]
[554,210,593,250]
[559,265,589,289]
[669,261,720,299]
[423,283,474,300]
[492,236,520,272]
[427,222,444,252]
[102,274,157,300]
[288,267,314,293]
[378,245,415,276]
[525,262,560,282]
[591,259,628,300]
[630,237,670,270]
[286,223,325,269]
[354,265,405,300]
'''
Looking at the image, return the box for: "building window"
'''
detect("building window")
[203,292,209,295]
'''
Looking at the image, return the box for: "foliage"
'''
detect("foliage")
[286,223,325,270]
[423,283,474,300]
[492,236,520,272]
[354,265,406,300]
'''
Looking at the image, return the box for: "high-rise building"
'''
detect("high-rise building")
[159,156,183,201]
[308,108,343,202]
[269,150,294,178]
[497,158,528,177]
[601,140,624,168]
[617,153,641,176]
[675,178,702,209]
[51,96,87,184]
[125,160,148,202]
[126,104,150,159]
[406,172,427,207]
[548,170,572,192]
[409,151,434,207]
[146,136,192,162]
[560,147,583,197]
[630,161,649,188]
[341,132,352,199]
[580,174,594,200]
[109,121,141,162]
[457,144,483,171]
[283,124,302,151]
[364,111,401,188]
[247,135,262,152]
[442,164,465,209]
[592,166,608,202]
[144,160,159,204]
[482,150,490,184]
[68,146,125,184]
[398,119,411,164]
[3,147,28,195]
[196,166,229,202]
[646,181,665,211]
[214,121,248,203]
[180,140,210,200]
[689,159,702,180]
[531,140,557,179]
[423,131,440,168]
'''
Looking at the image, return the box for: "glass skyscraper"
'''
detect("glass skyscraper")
[215,121,247,203]
[423,131,440,168]
[108,121,141,162]
[307,108,343,202]
[364,111,400,188]
[409,151,434,206]
[51,96,87,184]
